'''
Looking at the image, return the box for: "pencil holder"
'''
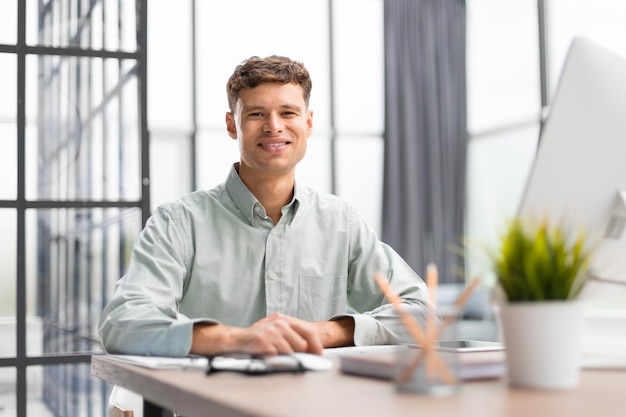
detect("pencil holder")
[393,306,460,396]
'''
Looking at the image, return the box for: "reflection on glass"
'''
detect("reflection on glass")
[28,364,111,417]
[26,0,137,52]
[26,55,140,201]
[26,208,141,355]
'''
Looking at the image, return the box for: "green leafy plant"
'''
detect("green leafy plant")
[490,218,593,302]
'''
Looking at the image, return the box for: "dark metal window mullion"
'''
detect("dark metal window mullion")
[191,0,198,192]
[16,0,27,415]
[537,0,551,140]
[117,0,127,280]
[138,0,150,227]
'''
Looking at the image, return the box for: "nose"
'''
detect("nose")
[263,112,284,133]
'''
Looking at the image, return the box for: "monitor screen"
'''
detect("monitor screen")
[518,37,626,302]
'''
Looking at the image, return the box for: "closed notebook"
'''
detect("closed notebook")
[338,341,506,381]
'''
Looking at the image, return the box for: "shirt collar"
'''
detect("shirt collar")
[225,163,302,226]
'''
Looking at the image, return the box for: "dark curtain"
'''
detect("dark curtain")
[382,0,467,283]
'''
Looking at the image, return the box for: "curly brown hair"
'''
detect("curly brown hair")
[226,55,312,113]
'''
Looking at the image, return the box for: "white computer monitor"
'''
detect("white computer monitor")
[518,37,626,302]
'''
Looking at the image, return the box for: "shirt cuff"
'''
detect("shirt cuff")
[331,314,388,346]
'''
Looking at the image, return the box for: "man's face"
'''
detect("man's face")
[226,82,313,178]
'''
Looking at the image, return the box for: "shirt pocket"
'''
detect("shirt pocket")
[297,274,347,321]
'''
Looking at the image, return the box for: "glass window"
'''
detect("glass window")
[147,0,193,131]
[26,56,141,201]
[332,0,385,134]
[465,124,540,284]
[0,1,16,44]
[465,0,542,285]
[0,209,16,358]
[0,367,16,413]
[296,134,333,195]
[150,134,192,209]
[0,53,16,121]
[26,0,136,52]
[194,0,331,131]
[28,364,109,417]
[466,0,541,133]
[336,135,384,235]
[193,130,239,194]
[548,0,626,97]
[0,123,16,201]
[26,208,141,355]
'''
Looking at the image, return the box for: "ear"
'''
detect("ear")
[225,112,237,139]
[306,110,314,138]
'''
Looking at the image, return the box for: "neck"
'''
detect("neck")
[237,164,295,224]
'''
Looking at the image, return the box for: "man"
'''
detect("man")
[99,55,429,357]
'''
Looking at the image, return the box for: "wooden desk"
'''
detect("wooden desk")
[92,354,625,417]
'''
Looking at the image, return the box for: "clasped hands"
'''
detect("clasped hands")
[190,312,355,357]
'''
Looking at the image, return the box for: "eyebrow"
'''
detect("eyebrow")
[242,103,304,113]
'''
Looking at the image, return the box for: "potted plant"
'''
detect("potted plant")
[489,217,593,389]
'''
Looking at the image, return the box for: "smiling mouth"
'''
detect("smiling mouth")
[259,142,290,147]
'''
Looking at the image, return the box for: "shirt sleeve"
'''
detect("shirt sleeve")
[98,206,216,357]
[340,206,431,346]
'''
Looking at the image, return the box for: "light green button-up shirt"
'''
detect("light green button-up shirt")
[99,165,429,356]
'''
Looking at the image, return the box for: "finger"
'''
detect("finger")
[249,314,324,355]
[261,316,322,354]
[242,316,304,355]
[283,320,323,355]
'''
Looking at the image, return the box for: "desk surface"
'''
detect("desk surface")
[92,354,625,417]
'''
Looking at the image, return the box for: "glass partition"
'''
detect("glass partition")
[26,56,140,201]
[29,364,110,417]
[26,208,141,355]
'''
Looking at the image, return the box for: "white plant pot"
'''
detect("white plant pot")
[499,301,583,389]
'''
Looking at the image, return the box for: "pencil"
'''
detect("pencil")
[400,276,481,383]
[425,263,438,379]
[374,273,455,384]
[374,273,427,345]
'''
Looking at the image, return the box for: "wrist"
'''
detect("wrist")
[191,323,239,356]
[320,317,355,348]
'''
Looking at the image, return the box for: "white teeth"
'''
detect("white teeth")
[262,142,287,147]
